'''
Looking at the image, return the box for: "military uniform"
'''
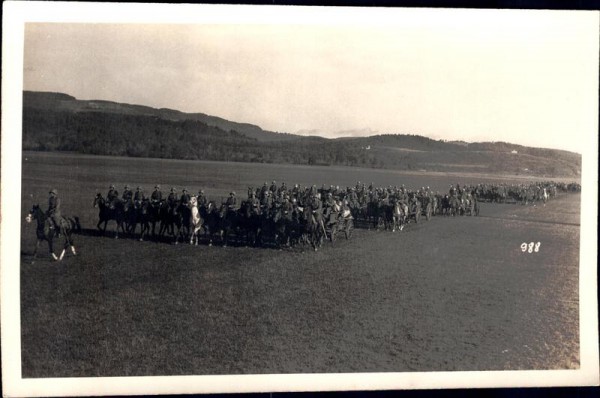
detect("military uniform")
[249,195,261,214]
[151,186,162,204]
[269,181,278,193]
[281,198,293,220]
[134,187,145,202]
[278,182,287,196]
[260,191,273,210]
[167,189,178,207]
[197,191,208,207]
[122,185,133,202]
[180,189,191,205]
[309,195,323,225]
[107,185,119,202]
[226,192,237,210]
[260,182,269,198]
[47,189,62,229]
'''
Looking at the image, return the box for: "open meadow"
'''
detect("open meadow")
[19,151,580,376]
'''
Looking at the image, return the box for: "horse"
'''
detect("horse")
[203,201,224,246]
[237,200,260,247]
[219,204,239,247]
[464,196,478,216]
[448,195,463,216]
[93,193,126,238]
[391,200,408,232]
[128,199,156,241]
[159,200,185,244]
[25,205,80,262]
[300,205,324,251]
[187,196,204,245]
[542,188,548,206]
[257,206,288,248]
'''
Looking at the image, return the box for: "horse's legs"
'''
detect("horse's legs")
[31,240,41,263]
[47,238,58,261]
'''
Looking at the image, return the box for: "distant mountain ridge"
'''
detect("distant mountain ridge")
[22,91,581,178]
[23,91,297,142]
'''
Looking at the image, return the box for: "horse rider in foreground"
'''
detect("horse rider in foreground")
[47,188,62,233]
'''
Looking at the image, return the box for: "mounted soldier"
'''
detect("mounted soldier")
[260,189,273,210]
[180,188,191,206]
[248,191,261,215]
[269,181,278,193]
[150,185,162,205]
[226,191,237,211]
[278,182,288,196]
[260,182,269,198]
[47,188,62,231]
[107,184,119,203]
[322,192,335,221]
[308,192,325,233]
[197,189,208,208]
[167,187,178,207]
[122,185,133,202]
[291,183,300,199]
[134,186,145,203]
[281,195,293,221]
[449,184,456,197]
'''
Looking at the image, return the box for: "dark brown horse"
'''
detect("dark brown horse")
[26,205,80,263]
[93,193,126,238]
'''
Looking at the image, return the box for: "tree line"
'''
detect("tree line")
[22,109,380,167]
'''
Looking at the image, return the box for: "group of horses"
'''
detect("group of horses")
[26,178,576,262]
[349,192,479,231]
[93,194,329,250]
[473,182,560,205]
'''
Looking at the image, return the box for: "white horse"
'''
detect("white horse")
[189,196,203,245]
[392,201,408,232]
[542,188,548,206]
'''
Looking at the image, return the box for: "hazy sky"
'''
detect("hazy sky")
[23,10,598,153]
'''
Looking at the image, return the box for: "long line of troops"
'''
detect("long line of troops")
[102,179,573,221]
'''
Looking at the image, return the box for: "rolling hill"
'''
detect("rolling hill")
[22,91,581,178]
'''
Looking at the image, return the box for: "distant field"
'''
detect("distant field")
[20,152,580,376]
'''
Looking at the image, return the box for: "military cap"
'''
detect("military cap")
[155,185,161,189]
[110,184,115,189]
[49,188,58,195]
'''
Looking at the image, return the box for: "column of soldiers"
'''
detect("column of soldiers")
[91,178,570,238]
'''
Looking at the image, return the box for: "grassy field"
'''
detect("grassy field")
[20,151,580,376]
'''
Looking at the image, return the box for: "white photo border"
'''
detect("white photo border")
[2,2,598,396]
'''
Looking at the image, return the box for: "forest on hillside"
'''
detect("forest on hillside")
[22,109,381,167]
[22,94,582,178]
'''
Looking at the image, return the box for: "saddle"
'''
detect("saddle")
[45,217,68,236]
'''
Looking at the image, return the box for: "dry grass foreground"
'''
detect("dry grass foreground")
[19,152,580,377]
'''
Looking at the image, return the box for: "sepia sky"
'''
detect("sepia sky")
[23,9,598,153]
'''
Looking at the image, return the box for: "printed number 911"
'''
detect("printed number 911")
[521,242,541,253]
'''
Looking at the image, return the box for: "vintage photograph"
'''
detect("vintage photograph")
[2,2,598,396]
